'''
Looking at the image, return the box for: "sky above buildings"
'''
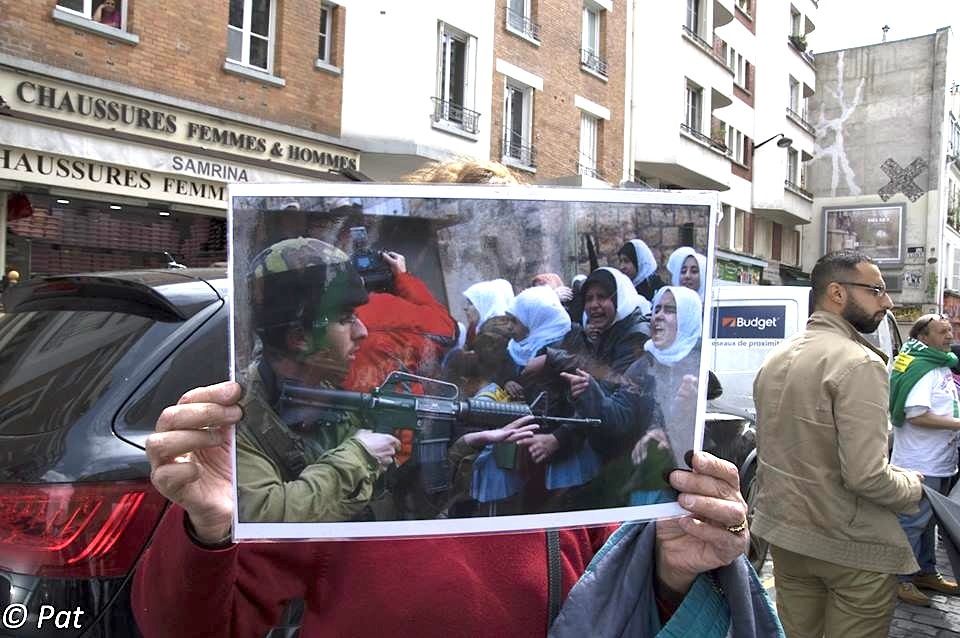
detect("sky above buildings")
[810,1,960,54]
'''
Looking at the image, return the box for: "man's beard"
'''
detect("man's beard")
[842,298,884,334]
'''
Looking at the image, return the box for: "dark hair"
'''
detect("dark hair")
[809,250,875,307]
[617,242,638,271]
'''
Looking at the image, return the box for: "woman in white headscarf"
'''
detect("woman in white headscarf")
[578,267,651,377]
[506,285,574,369]
[462,278,515,345]
[562,286,704,507]
[617,239,665,301]
[666,247,707,301]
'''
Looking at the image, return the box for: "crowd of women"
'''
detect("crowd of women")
[439,238,712,517]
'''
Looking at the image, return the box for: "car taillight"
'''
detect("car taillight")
[0,481,167,578]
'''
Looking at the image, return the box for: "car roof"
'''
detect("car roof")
[4,268,228,321]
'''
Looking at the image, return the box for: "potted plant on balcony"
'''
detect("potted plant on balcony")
[789,34,807,51]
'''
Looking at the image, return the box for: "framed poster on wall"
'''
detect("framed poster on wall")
[822,204,905,264]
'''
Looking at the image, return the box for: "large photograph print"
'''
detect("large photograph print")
[229,183,717,539]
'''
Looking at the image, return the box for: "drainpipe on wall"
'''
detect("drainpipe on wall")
[622,0,636,184]
[0,192,6,276]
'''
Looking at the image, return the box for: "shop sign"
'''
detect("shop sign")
[0,146,228,209]
[716,258,762,285]
[891,304,924,323]
[2,72,359,175]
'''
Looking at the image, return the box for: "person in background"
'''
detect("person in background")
[752,250,923,638]
[666,247,707,301]
[888,313,960,606]
[617,238,664,301]
[93,0,121,27]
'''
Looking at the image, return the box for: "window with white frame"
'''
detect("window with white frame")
[686,0,702,35]
[227,0,275,72]
[718,203,733,249]
[503,82,535,167]
[57,0,126,30]
[952,245,960,291]
[788,76,800,113]
[318,3,335,65]
[790,7,802,36]
[786,148,799,185]
[507,0,540,41]
[578,112,600,178]
[734,209,747,252]
[581,4,606,76]
[434,23,479,134]
[736,0,751,16]
[726,125,747,165]
[728,48,748,89]
[685,82,703,133]
[951,113,960,155]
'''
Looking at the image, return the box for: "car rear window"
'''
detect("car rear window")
[0,310,180,436]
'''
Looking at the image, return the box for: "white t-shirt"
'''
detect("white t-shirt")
[891,367,960,476]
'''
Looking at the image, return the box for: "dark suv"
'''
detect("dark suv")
[0,269,229,637]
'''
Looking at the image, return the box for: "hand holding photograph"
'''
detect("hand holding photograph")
[228,183,718,539]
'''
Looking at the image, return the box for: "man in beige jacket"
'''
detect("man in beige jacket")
[753,250,923,638]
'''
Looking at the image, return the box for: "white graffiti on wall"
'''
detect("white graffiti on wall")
[813,51,864,197]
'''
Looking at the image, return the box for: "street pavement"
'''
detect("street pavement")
[758,545,960,636]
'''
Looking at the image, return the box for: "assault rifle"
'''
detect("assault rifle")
[278,371,600,492]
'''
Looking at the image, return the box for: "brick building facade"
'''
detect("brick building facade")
[490,0,626,185]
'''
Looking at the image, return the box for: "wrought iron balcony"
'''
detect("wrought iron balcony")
[680,123,728,154]
[431,97,480,135]
[577,156,601,179]
[784,179,813,200]
[786,107,816,135]
[506,7,540,42]
[502,133,537,168]
[580,48,608,77]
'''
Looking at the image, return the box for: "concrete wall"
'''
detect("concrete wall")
[807,30,950,308]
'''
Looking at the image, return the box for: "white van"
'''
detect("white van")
[706,285,903,418]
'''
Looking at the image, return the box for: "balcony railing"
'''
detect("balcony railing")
[680,122,728,154]
[577,156,601,179]
[785,179,813,200]
[505,7,541,42]
[502,133,537,168]
[580,48,608,77]
[788,35,815,67]
[431,97,480,135]
[786,107,816,135]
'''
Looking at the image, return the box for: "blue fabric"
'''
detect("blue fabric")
[655,573,730,638]
[549,521,785,638]
[545,442,601,489]
[470,446,524,503]
[629,489,673,506]
[898,475,952,580]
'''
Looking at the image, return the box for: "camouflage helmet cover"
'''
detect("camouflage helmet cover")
[249,237,368,341]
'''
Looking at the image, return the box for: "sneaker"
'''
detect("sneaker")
[913,572,960,595]
[897,582,932,607]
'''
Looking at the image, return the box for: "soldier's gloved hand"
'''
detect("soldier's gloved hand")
[355,430,401,470]
[146,381,242,545]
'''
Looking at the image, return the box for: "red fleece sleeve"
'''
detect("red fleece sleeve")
[389,272,457,335]
[132,507,240,638]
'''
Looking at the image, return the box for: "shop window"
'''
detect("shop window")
[227,0,276,73]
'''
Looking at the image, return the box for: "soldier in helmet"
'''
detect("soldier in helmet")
[237,237,400,523]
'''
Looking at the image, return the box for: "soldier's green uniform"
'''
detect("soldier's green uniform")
[236,237,382,523]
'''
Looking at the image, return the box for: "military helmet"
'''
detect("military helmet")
[249,237,368,350]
